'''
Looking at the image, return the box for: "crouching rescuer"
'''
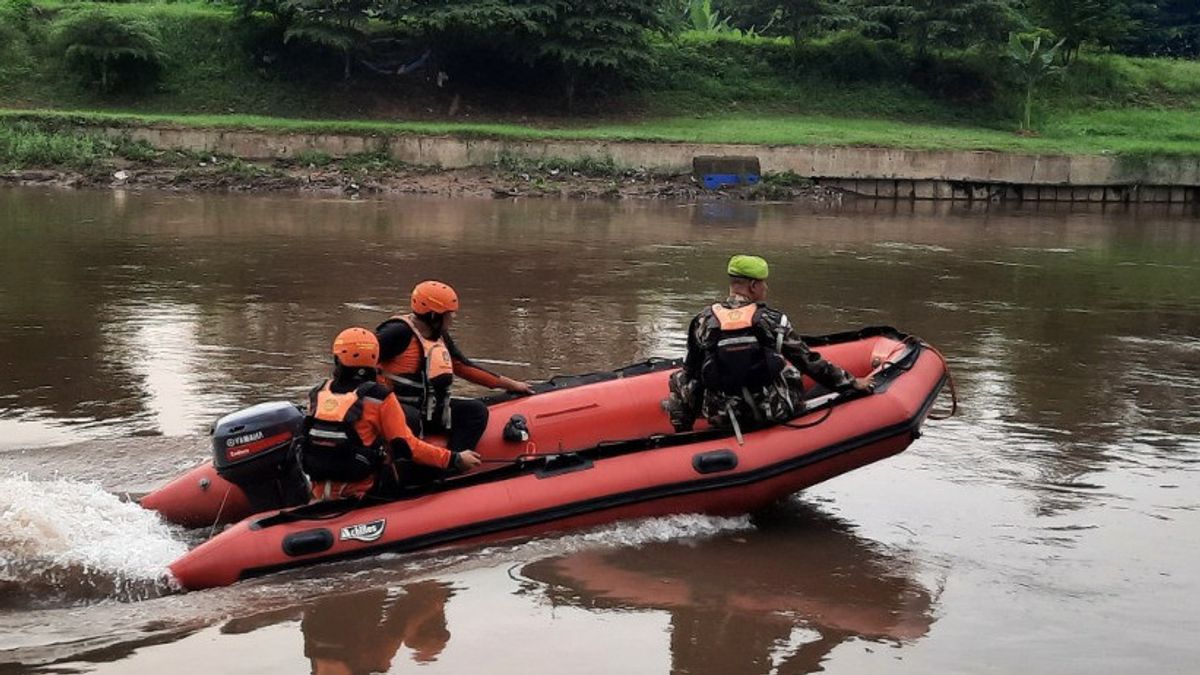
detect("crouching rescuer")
[301,327,482,501]
[664,255,874,440]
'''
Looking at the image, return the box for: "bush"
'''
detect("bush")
[795,33,910,82]
[0,119,156,169]
[908,51,999,103]
[0,0,37,87]
[51,8,168,93]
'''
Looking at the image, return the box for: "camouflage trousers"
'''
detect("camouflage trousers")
[664,367,805,432]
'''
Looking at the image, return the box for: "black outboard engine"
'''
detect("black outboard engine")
[211,401,310,512]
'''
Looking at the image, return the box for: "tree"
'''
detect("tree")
[281,0,373,80]
[1027,0,1130,63]
[1006,32,1064,131]
[726,0,860,43]
[392,0,672,107]
[51,8,167,93]
[1124,0,1200,57]
[856,0,1023,53]
[536,0,673,106]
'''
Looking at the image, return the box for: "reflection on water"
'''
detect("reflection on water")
[301,581,453,673]
[520,502,935,675]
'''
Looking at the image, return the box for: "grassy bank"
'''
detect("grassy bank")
[2,2,1200,157]
[4,107,1200,158]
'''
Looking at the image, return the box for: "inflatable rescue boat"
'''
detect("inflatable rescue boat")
[145,327,951,590]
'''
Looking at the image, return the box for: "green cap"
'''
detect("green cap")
[727,255,769,280]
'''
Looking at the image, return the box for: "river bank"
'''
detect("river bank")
[5,116,1199,204]
[0,158,837,202]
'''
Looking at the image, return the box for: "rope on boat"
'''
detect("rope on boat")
[208,486,232,539]
[917,338,958,420]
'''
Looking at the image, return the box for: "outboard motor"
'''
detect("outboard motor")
[211,401,310,512]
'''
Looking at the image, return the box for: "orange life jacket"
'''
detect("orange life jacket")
[378,315,454,425]
[711,303,756,331]
[300,380,383,484]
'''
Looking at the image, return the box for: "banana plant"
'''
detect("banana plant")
[1006,32,1065,131]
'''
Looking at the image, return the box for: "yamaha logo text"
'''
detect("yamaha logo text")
[339,519,386,543]
[225,431,264,448]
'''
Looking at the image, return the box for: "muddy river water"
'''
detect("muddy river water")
[1,187,1198,674]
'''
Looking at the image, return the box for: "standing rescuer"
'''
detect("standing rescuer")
[300,327,482,501]
[376,280,534,457]
[664,255,875,437]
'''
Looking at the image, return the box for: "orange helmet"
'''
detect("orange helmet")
[331,327,379,368]
[411,280,459,315]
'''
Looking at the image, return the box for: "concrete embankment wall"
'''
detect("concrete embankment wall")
[107,125,1200,203]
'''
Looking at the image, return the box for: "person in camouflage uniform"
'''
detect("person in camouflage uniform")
[665,255,874,434]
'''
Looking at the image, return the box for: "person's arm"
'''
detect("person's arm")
[772,314,872,392]
[375,320,416,363]
[377,393,483,471]
[445,332,534,395]
[681,313,705,377]
[376,394,453,469]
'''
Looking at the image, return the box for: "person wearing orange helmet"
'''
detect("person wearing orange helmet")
[375,280,533,457]
[300,327,482,501]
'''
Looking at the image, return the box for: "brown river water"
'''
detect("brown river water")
[1,187,1198,674]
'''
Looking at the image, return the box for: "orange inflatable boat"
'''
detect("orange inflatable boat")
[146,327,950,590]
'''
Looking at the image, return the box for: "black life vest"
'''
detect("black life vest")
[300,381,383,482]
[701,303,784,395]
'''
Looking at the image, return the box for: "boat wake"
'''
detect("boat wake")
[0,474,187,608]
[456,513,757,569]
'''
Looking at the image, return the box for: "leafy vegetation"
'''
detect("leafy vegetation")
[51,7,168,93]
[0,0,1198,153]
[0,119,156,169]
[1007,33,1064,130]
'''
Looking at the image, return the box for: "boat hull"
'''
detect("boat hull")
[166,328,946,590]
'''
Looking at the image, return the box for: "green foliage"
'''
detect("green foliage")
[1027,0,1130,63]
[1123,0,1199,57]
[1007,32,1064,129]
[761,169,813,186]
[292,148,333,166]
[685,0,737,33]
[51,7,168,93]
[339,149,411,173]
[0,0,38,87]
[0,119,156,169]
[794,31,909,81]
[856,0,1025,53]
[388,0,673,104]
[728,0,861,42]
[281,0,371,79]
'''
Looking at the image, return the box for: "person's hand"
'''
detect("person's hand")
[502,377,535,395]
[853,375,876,393]
[454,450,483,471]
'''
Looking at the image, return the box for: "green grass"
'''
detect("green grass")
[0,119,157,169]
[5,107,1200,156]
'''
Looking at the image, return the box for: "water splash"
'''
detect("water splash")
[0,474,188,607]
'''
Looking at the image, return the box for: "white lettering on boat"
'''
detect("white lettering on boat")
[340,519,386,543]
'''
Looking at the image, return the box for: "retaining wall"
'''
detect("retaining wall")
[104,125,1200,203]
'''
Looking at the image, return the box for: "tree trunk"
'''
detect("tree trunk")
[343,50,351,80]
[1023,82,1033,130]
[564,73,576,113]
